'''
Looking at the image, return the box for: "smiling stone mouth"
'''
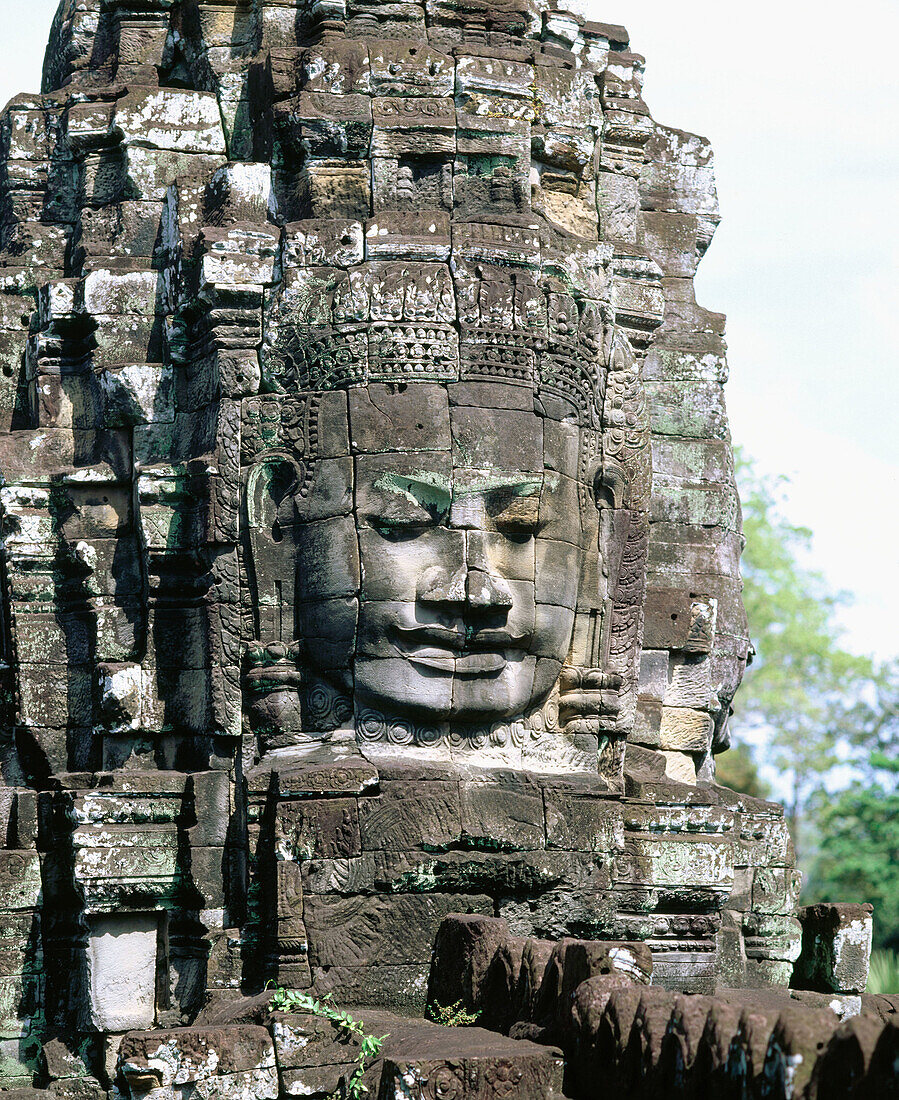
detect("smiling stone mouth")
[397,626,522,676]
[396,626,526,656]
[408,651,507,676]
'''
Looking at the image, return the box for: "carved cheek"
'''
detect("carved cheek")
[295,515,360,602]
[531,603,577,661]
[358,528,464,604]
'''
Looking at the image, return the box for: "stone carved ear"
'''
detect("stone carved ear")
[600,334,652,514]
[246,455,301,542]
[593,457,627,511]
[246,455,303,642]
[595,331,652,743]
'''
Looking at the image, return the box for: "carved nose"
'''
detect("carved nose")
[466,568,513,610]
[418,563,512,612]
[418,564,467,604]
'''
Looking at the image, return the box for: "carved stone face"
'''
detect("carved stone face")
[291,384,593,725]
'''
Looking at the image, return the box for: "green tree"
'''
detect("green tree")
[732,450,876,853]
[805,773,899,951]
[842,660,899,778]
[715,741,770,800]
[805,661,899,949]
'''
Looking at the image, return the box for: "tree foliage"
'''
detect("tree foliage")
[805,662,899,949]
[842,660,899,780]
[806,777,899,951]
[729,450,897,946]
[732,450,875,834]
[715,741,770,800]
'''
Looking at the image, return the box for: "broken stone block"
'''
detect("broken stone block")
[117,1026,277,1099]
[380,1022,563,1100]
[84,913,160,1033]
[793,903,874,995]
[427,915,512,1016]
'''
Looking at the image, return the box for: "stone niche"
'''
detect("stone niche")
[86,913,163,1032]
[0,0,845,1093]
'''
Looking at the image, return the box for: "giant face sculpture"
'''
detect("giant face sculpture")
[241,226,651,777]
[303,389,584,723]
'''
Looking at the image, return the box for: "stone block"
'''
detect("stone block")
[640,210,702,277]
[114,90,227,155]
[460,776,545,851]
[735,813,794,869]
[598,172,639,241]
[85,913,160,1032]
[117,1025,277,1097]
[644,379,729,440]
[18,663,93,729]
[664,656,714,710]
[793,904,874,995]
[271,1012,361,1070]
[751,868,802,917]
[619,833,732,895]
[659,750,698,785]
[0,852,41,911]
[649,947,719,995]
[451,405,543,474]
[311,965,431,1010]
[743,913,803,965]
[536,939,652,1035]
[301,849,591,897]
[281,93,373,159]
[304,894,492,967]
[278,1060,357,1099]
[189,771,233,848]
[358,781,461,851]
[379,1030,563,1100]
[262,753,378,798]
[349,383,451,453]
[658,706,713,752]
[498,888,618,941]
[277,798,361,861]
[543,789,623,853]
[294,160,371,219]
[427,914,511,1013]
[295,515,361,600]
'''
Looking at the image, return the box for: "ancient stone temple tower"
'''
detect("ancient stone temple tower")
[0,1,884,1097]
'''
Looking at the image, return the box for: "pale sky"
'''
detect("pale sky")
[1,0,896,661]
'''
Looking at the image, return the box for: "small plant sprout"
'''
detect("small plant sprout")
[425,1000,482,1027]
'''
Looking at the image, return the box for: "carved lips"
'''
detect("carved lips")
[395,624,529,676]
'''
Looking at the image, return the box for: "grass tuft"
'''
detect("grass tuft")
[867,949,899,994]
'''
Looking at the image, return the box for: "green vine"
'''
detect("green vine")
[268,986,388,1100]
[425,1000,482,1027]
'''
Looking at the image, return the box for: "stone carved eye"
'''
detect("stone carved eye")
[497,526,535,545]
[372,519,431,542]
[491,493,540,539]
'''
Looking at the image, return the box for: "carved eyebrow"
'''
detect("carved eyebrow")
[372,472,452,513]
[454,476,542,501]
[370,472,544,520]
